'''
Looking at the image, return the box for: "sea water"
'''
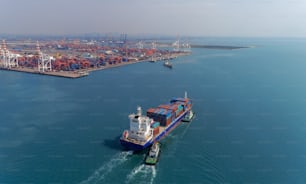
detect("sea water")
[1,37,306,183]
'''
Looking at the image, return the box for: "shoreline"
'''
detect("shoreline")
[0,52,190,79]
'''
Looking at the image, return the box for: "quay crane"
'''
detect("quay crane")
[0,40,20,68]
[172,40,180,52]
[136,41,144,49]
[36,41,54,72]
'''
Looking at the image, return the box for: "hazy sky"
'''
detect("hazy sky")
[1,0,306,37]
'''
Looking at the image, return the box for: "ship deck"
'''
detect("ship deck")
[153,126,166,139]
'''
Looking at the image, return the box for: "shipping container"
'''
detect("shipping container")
[176,109,183,117]
[147,108,156,114]
[166,111,172,118]
[154,108,161,114]
[171,113,176,121]
[160,117,167,126]
[153,127,159,136]
[166,118,171,126]
[150,116,159,122]
[158,105,178,112]
[70,63,80,70]
[160,108,167,114]
[176,105,183,113]
[151,122,160,128]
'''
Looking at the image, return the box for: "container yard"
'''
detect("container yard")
[0,38,191,78]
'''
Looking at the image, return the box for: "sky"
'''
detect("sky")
[1,0,306,37]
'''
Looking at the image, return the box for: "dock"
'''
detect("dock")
[0,67,88,78]
[0,53,190,79]
[0,39,191,79]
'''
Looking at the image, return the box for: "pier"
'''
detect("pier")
[0,67,88,78]
[0,39,191,78]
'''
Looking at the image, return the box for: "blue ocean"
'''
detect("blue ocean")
[1,37,306,183]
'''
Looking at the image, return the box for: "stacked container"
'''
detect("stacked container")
[146,98,192,128]
[151,121,160,136]
[147,106,174,126]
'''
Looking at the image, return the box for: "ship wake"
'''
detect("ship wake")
[79,151,133,184]
[125,164,156,184]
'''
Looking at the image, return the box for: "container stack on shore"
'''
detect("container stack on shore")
[0,39,191,78]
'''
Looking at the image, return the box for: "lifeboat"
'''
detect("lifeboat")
[123,130,129,139]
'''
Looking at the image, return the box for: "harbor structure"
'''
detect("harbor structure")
[0,38,191,78]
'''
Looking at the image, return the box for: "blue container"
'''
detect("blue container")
[159,109,167,115]
[151,122,160,128]
[160,109,167,114]
[158,109,164,114]
[70,63,80,70]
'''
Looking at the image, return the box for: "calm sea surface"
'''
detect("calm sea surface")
[1,38,306,183]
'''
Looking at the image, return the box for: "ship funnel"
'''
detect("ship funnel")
[185,91,188,99]
[137,106,142,116]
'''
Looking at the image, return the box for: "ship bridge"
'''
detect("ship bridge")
[128,107,153,142]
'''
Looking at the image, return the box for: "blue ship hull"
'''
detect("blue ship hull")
[120,109,190,151]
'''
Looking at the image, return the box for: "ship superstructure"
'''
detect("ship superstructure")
[122,107,154,146]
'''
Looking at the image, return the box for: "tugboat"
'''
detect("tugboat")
[144,142,161,165]
[163,60,172,68]
[182,110,195,122]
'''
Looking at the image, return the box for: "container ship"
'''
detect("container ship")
[120,92,192,151]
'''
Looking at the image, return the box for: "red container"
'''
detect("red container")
[147,108,156,113]
[158,105,178,111]
[153,127,159,136]
[166,118,171,126]
[176,109,183,117]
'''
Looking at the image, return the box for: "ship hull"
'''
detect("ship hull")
[119,139,152,151]
[120,108,190,151]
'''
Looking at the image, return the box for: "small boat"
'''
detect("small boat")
[144,142,161,165]
[182,110,195,122]
[78,71,89,76]
[163,61,172,68]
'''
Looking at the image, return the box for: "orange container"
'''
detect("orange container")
[153,127,159,136]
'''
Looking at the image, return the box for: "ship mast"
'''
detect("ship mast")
[137,106,142,116]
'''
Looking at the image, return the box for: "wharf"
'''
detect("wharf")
[0,52,189,79]
[0,67,88,78]
[87,52,190,73]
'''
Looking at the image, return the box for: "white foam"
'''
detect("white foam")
[126,164,157,184]
[79,151,133,184]
[180,120,192,138]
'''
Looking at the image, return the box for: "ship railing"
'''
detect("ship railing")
[127,138,146,145]
[127,135,152,145]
